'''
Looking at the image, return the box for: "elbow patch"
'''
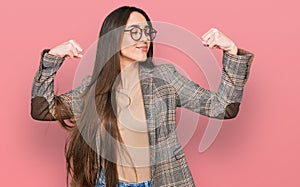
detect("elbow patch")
[224,102,240,119]
[31,97,54,121]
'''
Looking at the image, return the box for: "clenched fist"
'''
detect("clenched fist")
[201,28,238,55]
[48,39,83,58]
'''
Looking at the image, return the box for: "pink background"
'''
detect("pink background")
[1,0,299,186]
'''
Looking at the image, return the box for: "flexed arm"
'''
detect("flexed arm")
[31,40,86,122]
[168,28,254,119]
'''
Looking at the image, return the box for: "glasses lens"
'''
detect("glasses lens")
[144,27,156,41]
[130,28,142,41]
[149,30,157,40]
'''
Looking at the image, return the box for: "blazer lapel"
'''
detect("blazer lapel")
[139,61,156,178]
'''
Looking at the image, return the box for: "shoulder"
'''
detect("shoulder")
[140,61,176,77]
[145,63,177,77]
[140,61,176,72]
[142,63,181,89]
[154,63,176,71]
[152,64,177,82]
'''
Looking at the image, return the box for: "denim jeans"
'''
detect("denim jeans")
[96,169,152,187]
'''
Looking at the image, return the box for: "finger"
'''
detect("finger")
[69,44,83,58]
[73,49,83,58]
[69,39,83,52]
[202,40,208,47]
[72,47,79,57]
[208,39,219,48]
[201,28,218,42]
[68,41,82,58]
[201,30,212,42]
[76,54,83,58]
[76,43,83,52]
[204,32,216,47]
[209,32,223,48]
[67,51,74,58]
[207,38,215,48]
[202,31,216,46]
[201,28,213,41]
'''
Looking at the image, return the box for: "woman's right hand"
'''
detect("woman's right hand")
[48,39,83,58]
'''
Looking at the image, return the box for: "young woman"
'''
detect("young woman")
[31,6,254,187]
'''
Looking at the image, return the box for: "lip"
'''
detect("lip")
[136,46,148,52]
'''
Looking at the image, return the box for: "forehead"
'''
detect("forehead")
[125,11,148,28]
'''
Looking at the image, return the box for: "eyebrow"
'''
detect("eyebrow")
[126,24,150,29]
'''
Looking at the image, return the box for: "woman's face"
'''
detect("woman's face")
[119,11,151,67]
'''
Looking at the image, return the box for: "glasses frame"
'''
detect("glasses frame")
[124,26,158,41]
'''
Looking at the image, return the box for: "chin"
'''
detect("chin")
[134,55,147,62]
[140,57,148,62]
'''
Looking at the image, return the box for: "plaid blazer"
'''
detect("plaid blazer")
[31,48,254,186]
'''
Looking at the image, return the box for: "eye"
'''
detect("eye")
[131,28,140,34]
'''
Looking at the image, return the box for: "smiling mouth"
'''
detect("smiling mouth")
[136,46,147,52]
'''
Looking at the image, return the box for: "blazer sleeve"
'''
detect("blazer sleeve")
[166,48,254,119]
[31,49,91,122]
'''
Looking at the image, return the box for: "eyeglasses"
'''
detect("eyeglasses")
[124,26,157,41]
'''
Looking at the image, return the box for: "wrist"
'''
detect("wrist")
[227,43,238,55]
[47,49,64,58]
[48,49,55,56]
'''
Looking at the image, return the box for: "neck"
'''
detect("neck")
[120,60,138,71]
[119,61,139,90]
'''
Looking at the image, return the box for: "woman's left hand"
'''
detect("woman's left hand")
[201,28,238,55]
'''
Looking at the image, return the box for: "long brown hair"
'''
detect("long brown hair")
[55,6,154,187]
